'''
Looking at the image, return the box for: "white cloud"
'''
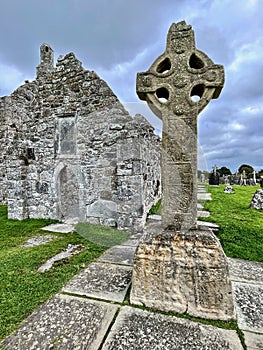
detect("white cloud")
[228,38,263,72]
[0,63,28,96]
[230,122,245,131]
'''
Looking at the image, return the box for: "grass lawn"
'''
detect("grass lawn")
[201,185,263,262]
[0,206,128,342]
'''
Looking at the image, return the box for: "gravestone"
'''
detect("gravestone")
[224,184,235,194]
[209,165,220,185]
[131,21,235,320]
[250,189,263,209]
[233,171,240,185]
[240,170,247,186]
[251,170,257,186]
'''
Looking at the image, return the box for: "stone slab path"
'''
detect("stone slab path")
[2,228,263,349]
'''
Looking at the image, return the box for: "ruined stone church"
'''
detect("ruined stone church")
[0,44,161,232]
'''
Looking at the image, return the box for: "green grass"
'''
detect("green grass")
[0,206,114,342]
[201,185,263,262]
[149,185,263,262]
[76,222,130,247]
[148,199,162,216]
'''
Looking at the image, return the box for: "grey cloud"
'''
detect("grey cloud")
[0,0,262,172]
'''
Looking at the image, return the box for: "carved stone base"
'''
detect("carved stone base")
[130,223,236,320]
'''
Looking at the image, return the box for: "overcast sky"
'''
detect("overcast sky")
[0,0,262,172]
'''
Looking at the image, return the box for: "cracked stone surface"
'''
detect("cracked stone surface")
[97,245,136,265]
[37,244,84,272]
[62,262,132,302]
[228,258,263,284]
[232,282,263,333]
[131,225,235,320]
[102,306,243,350]
[1,294,118,350]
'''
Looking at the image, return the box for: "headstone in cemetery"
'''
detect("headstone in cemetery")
[131,21,236,320]
[240,170,247,186]
[223,174,230,185]
[209,165,220,185]
[233,171,240,185]
[251,170,257,186]
[200,172,205,182]
[250,189,263,209]
[224,184,235,194]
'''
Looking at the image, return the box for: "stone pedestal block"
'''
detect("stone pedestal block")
[130,223,236,321]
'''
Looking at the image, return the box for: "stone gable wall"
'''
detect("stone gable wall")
[0,44,161,232]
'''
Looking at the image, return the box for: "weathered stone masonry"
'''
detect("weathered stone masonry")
[0,44,161,232]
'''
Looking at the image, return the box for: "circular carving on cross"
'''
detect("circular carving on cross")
[173,78,188,89]
[142,76,152,87]
[204,70,217,82]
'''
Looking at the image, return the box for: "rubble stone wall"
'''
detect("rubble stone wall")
[0,44,161,232]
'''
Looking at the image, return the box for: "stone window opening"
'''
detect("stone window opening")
[55,114,77,156]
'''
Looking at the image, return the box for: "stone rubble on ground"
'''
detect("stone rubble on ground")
[37,244,84,273]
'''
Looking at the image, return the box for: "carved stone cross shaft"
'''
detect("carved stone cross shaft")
[137,21,224,231]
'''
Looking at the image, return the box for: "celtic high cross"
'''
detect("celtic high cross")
[137,21,224,231]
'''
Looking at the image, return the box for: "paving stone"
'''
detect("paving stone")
[197,220,219,230]
[97,245,136,265]
[102,306,243,350]
[243,331,263,350]
[41,223,75,233]
[62,262,132,302]
[22,234,58,247]
[232,282,263,333]
[197,203,204,209]
[120,234,140,247]
[197,210,211,217]
[197,193,212,200]
[228,258,263,285]
[1,294,118,350]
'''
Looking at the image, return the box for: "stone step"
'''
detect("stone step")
[197,210,211,218]
[198,193,212,200]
